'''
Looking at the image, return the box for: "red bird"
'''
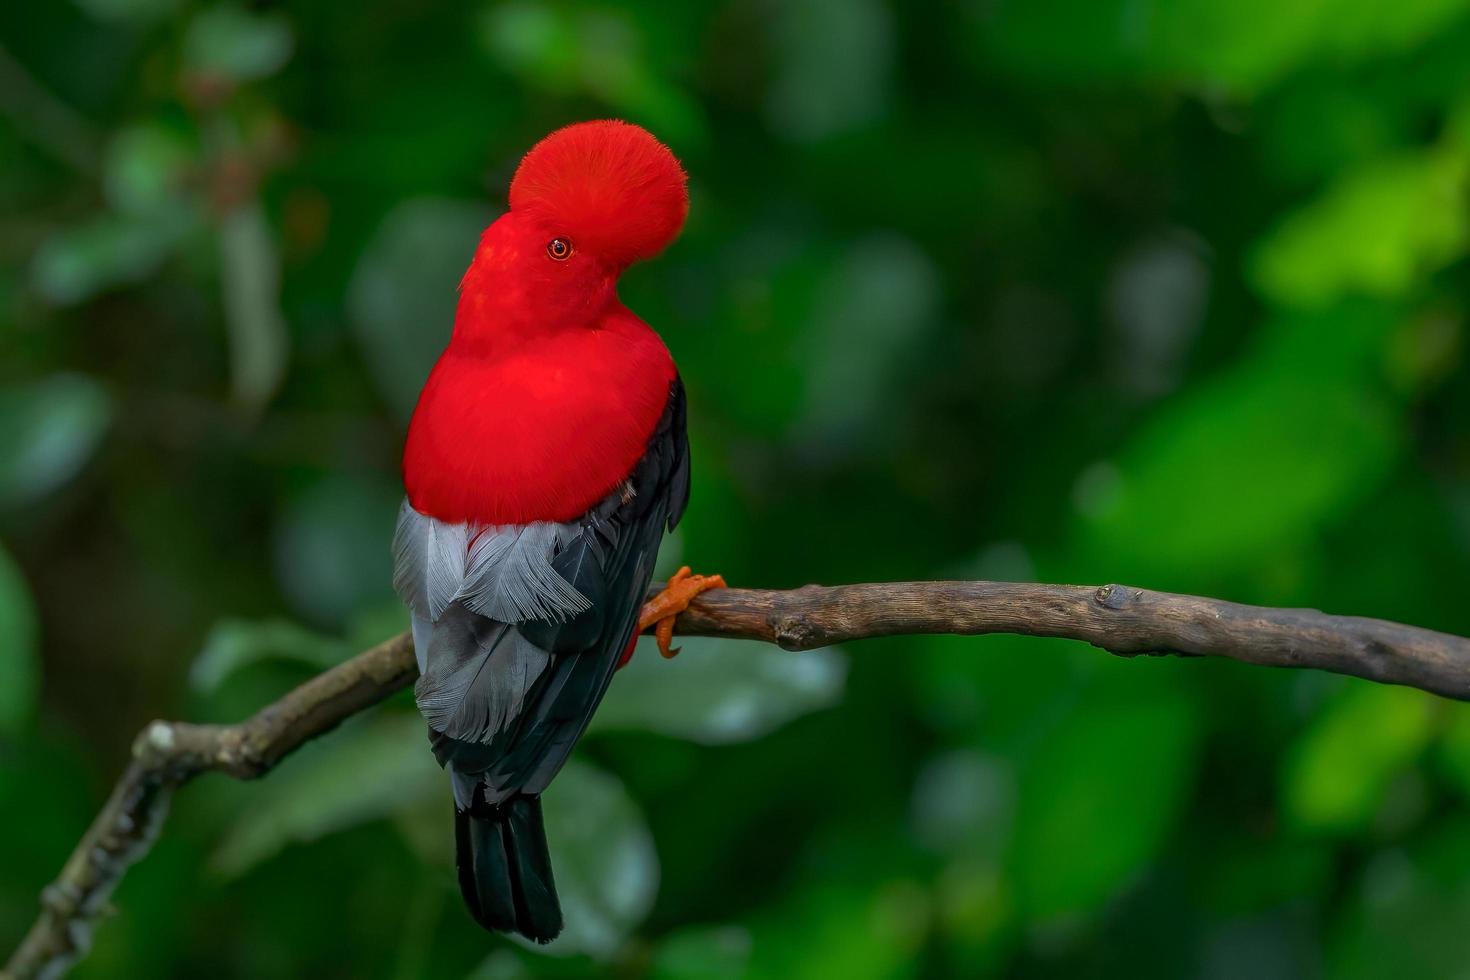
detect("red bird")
[393,121,723,943]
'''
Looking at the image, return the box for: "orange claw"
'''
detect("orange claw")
[637,566,727,660]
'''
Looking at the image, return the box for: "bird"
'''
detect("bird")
[391,120,724,943]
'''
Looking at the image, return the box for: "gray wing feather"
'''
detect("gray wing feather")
[461,522,588,622]
[392,501,590,624]
[415,602,551,745]
[411,613,432,674]
[394,500,591,751]
[427,520,472,619]
[392,499,431,612]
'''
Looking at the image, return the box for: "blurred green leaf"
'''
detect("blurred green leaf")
[189,618,347,694]
[467,949,535,980]
[480,3,588,94]
[1333,888,1470,980]
[1106,234,1211,397]
[219,203,289,412]
[32,216,183,304]
[1283,682,1432,834]
[746,881,925,980]
[680,225,835,437]
[1435,704,1470,800]
[0,373,111,511]
[0,544,40,737]
[1202,833,1332,915]
[1329,831,1470,979]
[480,4,706,145]
[1252,149,1469,308]
[343,600,410,655]
[767,0,891,141]
[536,758,659,957]
[909,750,1012,861]
[183,4,294,83]
[648,925,752,980]
[1010,696,1198,920]
[272,471,402,628]
[983,0,1470,91]
[933,858,1012,969]
[210,712,440,877]
[348,198,493,421]
[1260,81,1406,183]
[70,0,177,23]
[1076,307,1400,583]
[103,121,195,217]
[793,234,939,453]
[590,637,846,744]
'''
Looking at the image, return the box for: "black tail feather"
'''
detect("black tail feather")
[455,795,563,943]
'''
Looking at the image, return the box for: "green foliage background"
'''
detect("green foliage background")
[3,0,1470,976]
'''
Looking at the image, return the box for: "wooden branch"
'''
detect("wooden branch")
[8,580,1470,979]
[676,582,1470,699]
[2,633,418,980]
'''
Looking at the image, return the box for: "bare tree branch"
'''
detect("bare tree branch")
[2,633,417,980]
[677,582,1470,698]
[7,580,1470,979]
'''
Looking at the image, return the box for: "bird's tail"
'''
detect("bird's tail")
[454,794,563,943]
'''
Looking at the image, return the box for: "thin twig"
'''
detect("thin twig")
[7,581,1470,979]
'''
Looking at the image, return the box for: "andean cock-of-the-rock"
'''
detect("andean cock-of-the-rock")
[393,120,724,942]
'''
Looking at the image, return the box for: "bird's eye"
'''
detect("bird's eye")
[546,238,573,261]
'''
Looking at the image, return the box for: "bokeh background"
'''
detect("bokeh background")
[4,0,1470,977]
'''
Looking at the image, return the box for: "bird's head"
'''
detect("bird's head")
[457,120,688,338]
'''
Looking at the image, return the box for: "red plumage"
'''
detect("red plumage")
[510,119,689,270]
[403,121,688,525]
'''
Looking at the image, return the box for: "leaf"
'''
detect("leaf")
[103,121,196,217]
[981,0,1470,92]
[1328,828,1470,979]
[1010,695,1198,920]
[31,215,183,305]
[534,758,660,957]
[648,925,752,980]
[479,5,707,146]
[183,4,294,83]
[189,618,348,694]
[909,750,1013,860]
[791,233,940,455]
[766,0,892,142]
[1105,234,1211,397]
[1283,682,1432,834]
[1251,150,1469,309]
[0,544,40,737]
[1436,704,1470,800]
[1075,306,1400,584]
[210,712,441,877]
[219,203,289,412]
[467,950,535,980]
[271,471,402,628]
[71,0,177,23]
[744,880,925,980]
[347,198,494,421]
[0,373,112,511]
[589,637,847,744]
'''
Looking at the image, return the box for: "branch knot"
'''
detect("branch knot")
[1094,584,1135,610]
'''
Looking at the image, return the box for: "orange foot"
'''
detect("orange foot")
[637,566,727,660]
